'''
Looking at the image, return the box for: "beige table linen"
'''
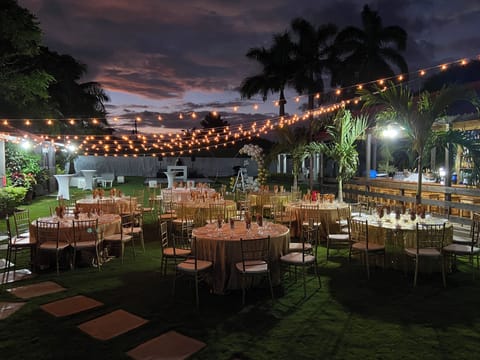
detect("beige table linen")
[354,214,453,270]
[192,222,289,294]
[286,201,350,238]
[76,196,137,214]
[175,200,237,226]
[30,213,121,244]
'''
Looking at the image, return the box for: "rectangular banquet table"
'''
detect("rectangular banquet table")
[192,222,290,294]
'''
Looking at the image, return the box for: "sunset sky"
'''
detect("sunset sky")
[18,0,480,134]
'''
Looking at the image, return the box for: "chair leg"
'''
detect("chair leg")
[241,274,246,306]
[56,251,60,276]
[302,266,306,298]
[365,251,370,280]
[195,273,199,309]
[413,257,419,287]
[267,271,274,303]
[313,261,322,289]
[441,256,446,288]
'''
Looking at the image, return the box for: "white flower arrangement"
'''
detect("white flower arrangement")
[239,144,268,185]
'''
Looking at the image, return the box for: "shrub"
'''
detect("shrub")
[0,186,28,217]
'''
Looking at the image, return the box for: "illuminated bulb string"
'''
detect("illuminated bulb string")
[1,55,478,156]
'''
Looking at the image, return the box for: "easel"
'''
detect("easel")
[233,167,247,192]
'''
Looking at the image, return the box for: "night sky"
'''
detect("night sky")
[18,0,480,133]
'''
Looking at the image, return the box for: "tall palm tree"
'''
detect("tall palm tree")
[360,83,479,204]
[289,18,337,189]
[307,109,368,202]
[240,32,295,116]
[333,5,408,87]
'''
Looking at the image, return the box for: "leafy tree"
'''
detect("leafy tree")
[360,83,479,204]
[333,5,408,87]
[307,109,368,202]
[240,32,295,116]
[0,0,54,114]
[200,112,228,129]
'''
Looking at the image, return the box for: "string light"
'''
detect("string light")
[2,54,479,156]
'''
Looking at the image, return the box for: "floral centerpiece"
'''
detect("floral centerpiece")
[239,144,268,186]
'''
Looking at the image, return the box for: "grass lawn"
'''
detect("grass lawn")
[1,178,480,359]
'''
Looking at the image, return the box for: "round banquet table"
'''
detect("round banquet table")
[285,201,350,238]
[192,222,290,294]
[248,192,291,210]
[30,213,122,270]
[162,187,216,202]
[76,196,137,214]
[30,213,122,244]
[175,199,237,225]
[353,213,453,271]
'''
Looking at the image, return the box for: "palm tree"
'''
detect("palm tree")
[307,109,368,202]
[360,83,479,204]
[240,32,295,116]
[333,5,408,87]
[289,18,337,189]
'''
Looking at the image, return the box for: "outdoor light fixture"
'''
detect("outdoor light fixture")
[21,140,31,149]
[67,144,76,152]
[382,126,399,139]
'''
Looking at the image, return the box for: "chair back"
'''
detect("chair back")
[209,203,226,223]
[159,221,169,249]
[302,226,318,261]
[415,222,445,252]
[98,198,117,214]
[238,236,270,272]
[337,206,351,222]
[13,209,30,238]
[36,220,60,247]
[120,213,135,237]
[470,213,480,249]
[172,233,191,257]
[350,217,368,247]
[73,219,99,246]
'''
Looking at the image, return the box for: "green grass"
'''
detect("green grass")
[2,179,480,359]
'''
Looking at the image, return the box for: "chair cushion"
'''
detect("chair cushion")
[328,234,350,241]
[280,252,315,264]
[288,242,312,251]
[443,243,480,255]
[39,241,70,250]
[12,237,36,246]
[351,241,385,251]
[163,247,191,257]
[158,213,177,220]
[235,260,268,273]
[104,234,132,242]
[452,235,472,244]
[405,247,441,257]
[177,259,212,272]
[73,241,97,249]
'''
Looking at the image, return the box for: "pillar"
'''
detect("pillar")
[0,140,5,187]
[366,132,372,179]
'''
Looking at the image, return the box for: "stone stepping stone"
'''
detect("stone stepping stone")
[78,309,148,341]
[7,281,65,299]
[0,302,26,320]
[41,295,103,317]
[127,330,206,360]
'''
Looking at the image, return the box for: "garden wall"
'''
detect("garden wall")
[73,156,264,178]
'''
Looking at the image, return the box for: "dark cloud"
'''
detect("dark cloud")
[17,0,480,117]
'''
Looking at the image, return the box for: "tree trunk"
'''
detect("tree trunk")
[416,153,423,205]
[279,89,286,117]
[338,163,344,202]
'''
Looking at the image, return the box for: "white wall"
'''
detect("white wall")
[73,156,261,178]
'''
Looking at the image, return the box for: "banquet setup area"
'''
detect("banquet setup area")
[1,176,480,360]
